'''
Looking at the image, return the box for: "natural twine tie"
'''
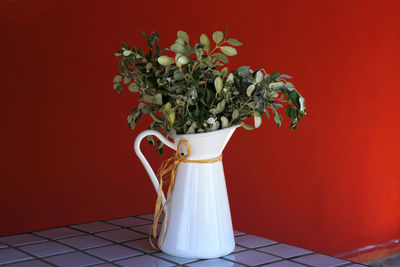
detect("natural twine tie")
[149,139,223,249]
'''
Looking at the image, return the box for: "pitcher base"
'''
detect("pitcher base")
[160,243,235,259]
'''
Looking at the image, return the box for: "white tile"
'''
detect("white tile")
[19,241,74,257]
[0,234,47,246]
[293,253,349,267]
[0,248,33,265]
[235,234,277,248]
[34,227,84,240]
[95,229,146,243]
[70,221,119,233]
[115,254,174,267]
[45,251,103,267]
[257,243,311,258]
[224,250,281,266]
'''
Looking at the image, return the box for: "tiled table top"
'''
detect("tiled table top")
[0,214,367,267]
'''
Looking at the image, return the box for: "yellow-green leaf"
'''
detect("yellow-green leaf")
[175,38,185,46]
[221,116,229,128]
[113,75,122,83]
[128,82,139,92]
[220,46,237,56]
[212,31,224,44]
[170,43,185,53]
[213,52,229,63]
[227,73,234,84]
[168,110,176,125]
[177,30,189,43]
[154,93,163,105]
[200,34,210,52]
[232,109,239,120]
[157,56,174,66]
[214,77,223,94]
[226,38,243,46]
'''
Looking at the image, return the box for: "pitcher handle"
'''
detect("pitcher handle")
[134,130,177,208]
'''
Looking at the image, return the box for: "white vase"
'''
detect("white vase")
[134,125,238,259]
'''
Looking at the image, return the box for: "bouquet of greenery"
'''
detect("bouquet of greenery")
[113,30,306,154]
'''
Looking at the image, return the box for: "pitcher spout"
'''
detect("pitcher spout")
[174,125,239,160]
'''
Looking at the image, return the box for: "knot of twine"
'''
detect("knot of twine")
[150,139,223,249]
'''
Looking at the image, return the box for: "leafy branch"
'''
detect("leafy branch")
[113,29,307,154]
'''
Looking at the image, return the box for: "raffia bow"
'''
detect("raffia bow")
[149,139,223,249]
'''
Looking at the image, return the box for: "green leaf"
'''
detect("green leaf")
[189,107,204,128]
[265,109,270,118]
[150,112,163,122]
[177,30,189,43]
[123,50,132,56]
[286,105,292,117]
[173,70,185,81]
[256,70,263,83]
[192,70,201,80]
[113,75,122,83]
[141,31,148,39]
[289,90,300,109]
[214,77,223,94]
[274,113,283,127]
[226,73,234,84]
[121,42,130,50]
[210,101,225,115]
[271,72,280,80]
[118,59,125,73]
[221,67,228,78]
[157,56,174,66]
[246,84,255,97]
[200,34,210,52]
[269,82,285,90]
[157,140,164,155]
[299,96,306,115]
[122,76,130,84]
[204,89,215,107]
[232,109,239,120]
[280,74,292,79]
[213,52,229,63]
[154,93,163,105]
[175,38,185,46]
[175,54,189,65]
[254,115,262,128]
[147,135,154,146]
[145,63,152,70]
[220,46,237,56]
[237,66,250,76]
[226,38,243,46]
[170,43,185,53]
[221,116,229,128]
[127,115,136,129]
[128,82,139,92]
[240,122,255,130]
[212,31,224,44]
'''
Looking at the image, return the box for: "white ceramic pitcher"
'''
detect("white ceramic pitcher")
[134,125,238,259]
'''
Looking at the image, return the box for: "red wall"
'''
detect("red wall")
[1,0,399,256]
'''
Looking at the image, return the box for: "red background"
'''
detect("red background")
[1,0,399,256]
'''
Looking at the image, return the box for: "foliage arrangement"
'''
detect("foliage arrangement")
[113,29,306,154]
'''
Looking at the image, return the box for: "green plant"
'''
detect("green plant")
[113,30,306,154]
